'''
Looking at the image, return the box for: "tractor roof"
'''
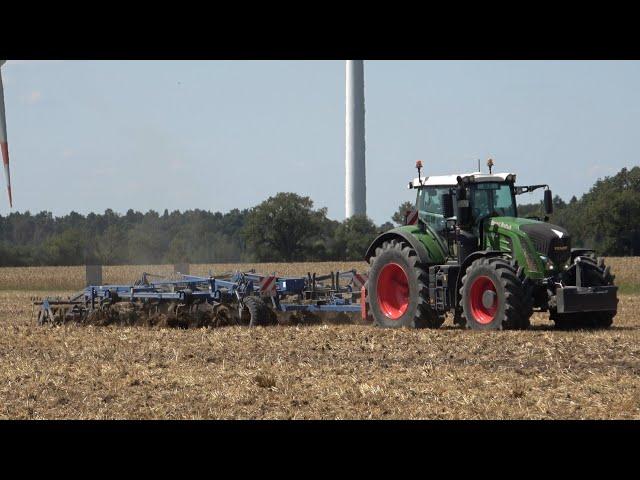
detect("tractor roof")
[409,172,515,189]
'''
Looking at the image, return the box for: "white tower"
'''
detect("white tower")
[345,60,366,218]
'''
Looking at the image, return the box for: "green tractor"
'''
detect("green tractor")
[364,161,618,330]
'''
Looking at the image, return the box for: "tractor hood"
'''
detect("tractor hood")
[489,217,571,266]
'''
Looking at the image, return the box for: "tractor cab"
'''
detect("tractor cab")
[414,166,560,268]
[412,172,519,233]
[411,170,522,263]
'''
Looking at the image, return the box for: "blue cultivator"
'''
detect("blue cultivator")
[35,269,367,328]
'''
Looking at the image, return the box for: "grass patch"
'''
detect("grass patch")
[618,283,640,295]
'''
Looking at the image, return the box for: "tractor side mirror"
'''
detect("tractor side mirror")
[544,189,553,215]
[442,193,455,219]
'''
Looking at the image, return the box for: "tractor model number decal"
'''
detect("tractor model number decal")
[491,221,512,231]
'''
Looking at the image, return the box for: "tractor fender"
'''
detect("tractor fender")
[454,250,505,306]
[364,230,434,265]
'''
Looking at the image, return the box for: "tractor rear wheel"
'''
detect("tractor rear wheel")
[460,257,533,330]
[367,239,443,329]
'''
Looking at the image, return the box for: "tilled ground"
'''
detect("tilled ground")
[0,290,638,419]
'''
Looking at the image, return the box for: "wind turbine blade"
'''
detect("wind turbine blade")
[0,62,12,207]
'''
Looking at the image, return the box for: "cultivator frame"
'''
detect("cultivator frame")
[35,269,367,327]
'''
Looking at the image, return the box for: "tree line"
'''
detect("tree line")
[0,193,393,266]
[517,166,640,256]
[0,167,637,266]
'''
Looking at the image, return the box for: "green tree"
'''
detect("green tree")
[41,229,86,266]
[378,221,395,233]
[243,193,327,262]
[553,195,567,210]
[95,225,128,265]
[392,201,415,226]
[126,218,167,265]
[576,167,640,255]
[332,215,378,261]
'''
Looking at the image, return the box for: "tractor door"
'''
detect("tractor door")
[417,186,454,233]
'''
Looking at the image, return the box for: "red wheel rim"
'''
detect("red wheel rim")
[469,276,498,324]
[376,263,409,320]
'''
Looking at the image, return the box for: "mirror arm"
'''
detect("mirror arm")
[515,184,549,196]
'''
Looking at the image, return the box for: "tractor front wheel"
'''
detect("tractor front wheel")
[367,239,443,329]
[460,257,532,330]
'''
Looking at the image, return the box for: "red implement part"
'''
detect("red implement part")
[259,275,277,297]
[360,285,367,320]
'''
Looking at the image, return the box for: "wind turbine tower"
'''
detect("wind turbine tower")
[345,60,366,219]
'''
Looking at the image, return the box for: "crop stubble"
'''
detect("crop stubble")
[0,261,638,419]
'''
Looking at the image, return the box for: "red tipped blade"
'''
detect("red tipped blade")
[0,64,11,208]
[1,143,10,207]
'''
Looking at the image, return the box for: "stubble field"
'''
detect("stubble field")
[0,259,638,419]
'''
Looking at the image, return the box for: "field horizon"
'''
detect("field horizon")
[0,257,637,292]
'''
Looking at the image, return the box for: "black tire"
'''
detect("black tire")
[552,255,616,330]
[366,239,443,329]
[241,297,276,327]
[460,257,533,330]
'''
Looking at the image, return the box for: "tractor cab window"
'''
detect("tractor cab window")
[469,182,516,221]
[417,186,454,231]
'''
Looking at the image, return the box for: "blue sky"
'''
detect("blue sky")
[1,60,638,224]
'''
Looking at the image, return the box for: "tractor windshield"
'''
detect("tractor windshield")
[469,182,517,220]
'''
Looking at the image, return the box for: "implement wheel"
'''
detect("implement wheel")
[460,257,532,330]
[367,239,443,329]
[240,297,277,327]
